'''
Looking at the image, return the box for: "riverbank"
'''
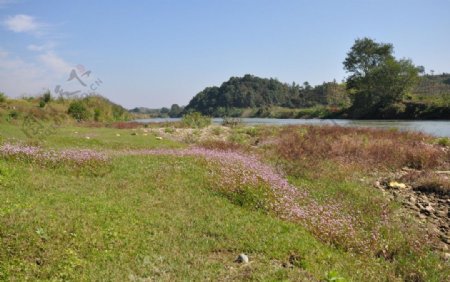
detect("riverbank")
[0,122,448,280]
[134,117,450,137]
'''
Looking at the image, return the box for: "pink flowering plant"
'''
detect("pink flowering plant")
[0,143,110,174]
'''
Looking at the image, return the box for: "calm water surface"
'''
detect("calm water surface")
[135,118,450,137]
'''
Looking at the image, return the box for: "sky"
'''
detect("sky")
[0,0,450,109]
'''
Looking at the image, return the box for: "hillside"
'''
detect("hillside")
[184,74,349,117]
[0,93,131,125]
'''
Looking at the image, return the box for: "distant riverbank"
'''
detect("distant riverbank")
[134,118,450,137]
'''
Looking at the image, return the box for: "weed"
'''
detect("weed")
[181,112,211,128]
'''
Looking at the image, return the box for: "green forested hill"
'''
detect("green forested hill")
[185,74,349,116]
[184,73,450,118]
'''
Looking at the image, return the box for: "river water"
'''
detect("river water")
[134,118,450,137]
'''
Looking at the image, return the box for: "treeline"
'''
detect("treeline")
[184,75,350,117]
[130,104,184,118]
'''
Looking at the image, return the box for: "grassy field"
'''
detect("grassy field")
[0,122,449,281]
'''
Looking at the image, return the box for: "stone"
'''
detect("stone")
[373,181,382,189]
[419,213,427,220]
[236,253,249,264]
[156,136,163,140]
[421,205,435,215]
[388,181,406,189]
[444,253,450,261]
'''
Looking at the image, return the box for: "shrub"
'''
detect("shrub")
[181,112,211,128]
[7,110,19,120]
[94,108,101,121]
[222,117,241,127]
[42,91,51,103]
[68,101,89,121]
[39,100,46,108]
[437,137,449,147]
[0,92,6,103]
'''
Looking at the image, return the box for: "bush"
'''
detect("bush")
[0,92,6,103]
[42,91,51,103]
[222,117,241,127]
[437,137,449,147]
[39,100,46,108]
[68,101,89,121]
[181,112,211,128]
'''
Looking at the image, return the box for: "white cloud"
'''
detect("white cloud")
[0,49,72,97]
[38,51,71,75]
[0,48,8,58]
[28,42,56,52]
[4,14,40,33]
[0,0,16,8]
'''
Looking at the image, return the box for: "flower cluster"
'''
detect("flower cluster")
[0,143,108,166]
[126,148,357,244]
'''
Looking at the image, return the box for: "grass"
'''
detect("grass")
[0,122,449,281]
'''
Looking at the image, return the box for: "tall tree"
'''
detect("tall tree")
[344,38,419,117]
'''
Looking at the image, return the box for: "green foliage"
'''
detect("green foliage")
[344,38,420,118]
[43,91,52,103]
[0,92,6,103]
[181,112,211,128]
[39,99,46,108]
[169,103,183,117]
[437,137,449,147]
[68,101,89,121]
[185,74,349,116]
[94,108,101,121]
[325,270,346,281]
[7,110,19,121]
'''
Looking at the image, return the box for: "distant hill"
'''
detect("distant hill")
[0,93,131,123]
[185,74,349,116]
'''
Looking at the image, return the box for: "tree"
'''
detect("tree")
[68,101,89,121]
[344,38,419,117]
[168,104,183,117]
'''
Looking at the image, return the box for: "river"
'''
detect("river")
[134,118,450,137]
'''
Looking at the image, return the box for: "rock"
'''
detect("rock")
[444,253,450,261]
[236,253,249,264]
[421,205,435,215]
[373,181,382,189]
[409,196,417,204]
[156,136,163,140]
[441,235,450,244]
[437,210,447,218]
[389,181,406,189]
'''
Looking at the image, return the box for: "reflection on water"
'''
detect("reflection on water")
[134,118,450,137]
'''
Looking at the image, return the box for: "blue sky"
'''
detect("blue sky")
[1,0,449,108]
